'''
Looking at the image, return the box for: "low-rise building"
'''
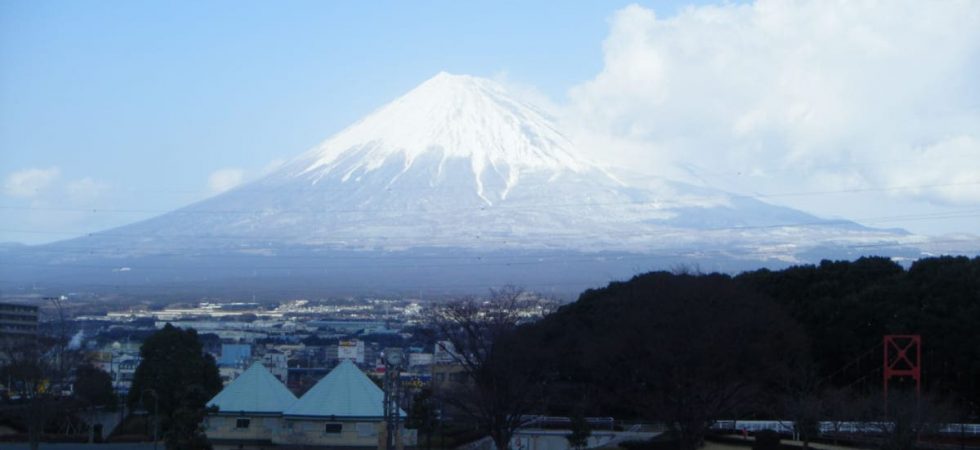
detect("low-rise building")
[205,360,412,450]
[337,339,365,363]
[262,349,288,382]
[408,352,433,368]
[90,341,143,394]
[206,363,298,450]
[281,360,405,448]
[219,344,252,367]
[113,355,141,394]
[433,340,458,364]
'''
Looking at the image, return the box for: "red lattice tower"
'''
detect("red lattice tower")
[883,335,921,402]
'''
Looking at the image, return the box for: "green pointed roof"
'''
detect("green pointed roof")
[207,362,297,414]
[284,360,403,418]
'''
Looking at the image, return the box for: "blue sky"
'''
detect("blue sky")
[0,1,613,187]
[2,0,978,244]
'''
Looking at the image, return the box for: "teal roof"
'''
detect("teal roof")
[207,363,297,414]
[284,360,403,418]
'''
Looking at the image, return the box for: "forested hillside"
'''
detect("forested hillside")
[520,256,979,430]
[737,256,980,414]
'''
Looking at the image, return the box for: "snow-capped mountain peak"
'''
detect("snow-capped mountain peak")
[3,72,951,297]
[36,72,920,268]
[294,72,593,196]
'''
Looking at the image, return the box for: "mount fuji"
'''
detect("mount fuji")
[2,73,925,297]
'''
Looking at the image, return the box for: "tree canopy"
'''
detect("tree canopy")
[736,255,980,414]
[513,256,980,447]
[128,323,221,450]
[524,272,807,450]
[73,365,115,408]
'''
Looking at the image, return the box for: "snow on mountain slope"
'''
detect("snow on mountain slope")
[54,72,913,262]
[296,72,592,194]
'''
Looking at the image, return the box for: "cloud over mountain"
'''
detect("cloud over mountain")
[569,1,980,205]
[3,167,61,198]
[208,168,246,194]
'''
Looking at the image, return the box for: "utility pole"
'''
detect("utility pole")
[141,388,159,450]
[383,349,404,450]
[43,296,68,375]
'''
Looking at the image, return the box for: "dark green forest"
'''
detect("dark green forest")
[514,256,979,441]
[737,255,980,410]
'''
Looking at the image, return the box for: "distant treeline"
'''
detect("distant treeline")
[518,255,979,420]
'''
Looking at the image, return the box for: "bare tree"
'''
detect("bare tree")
[1,300,84,449]
[1,335,59,450]
[777,364,824,449]
[851,391,956,450]
[429,287,544,450]
[817,387,855,446]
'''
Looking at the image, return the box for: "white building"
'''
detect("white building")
[408,352,434,368]
[337,339,365,364]
[262,350,288,382]
[434,340,458,364]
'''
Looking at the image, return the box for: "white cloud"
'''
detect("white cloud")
[882,135,980,204]
[208,167,246,194]
[569,1,980,206]
[261,159,286,175]
[3,167,61,198]
[492,71,563,117]
[0,170,118,244]
[66,177,110,202]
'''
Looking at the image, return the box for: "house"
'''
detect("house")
[206,363,296,450]
[280,360,406,448]
[205,360,412,450]
[206,362,298,450]
[113,354,141,394]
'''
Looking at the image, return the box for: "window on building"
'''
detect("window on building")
[236,418,251,429]
[325,423,343,433]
